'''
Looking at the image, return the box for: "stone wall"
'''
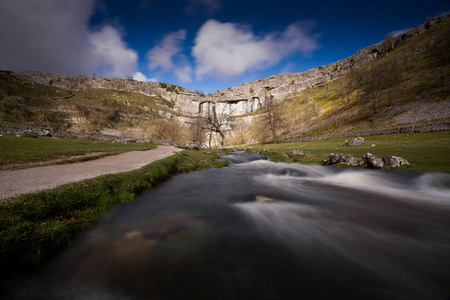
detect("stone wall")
[0,125,177,146]
[283,122,450,143]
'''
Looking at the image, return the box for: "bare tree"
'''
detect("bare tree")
[338,78,355,109]
[203,102,234,148]
[252,95,285,143]
[355,65,384,123]
[188,116,207,145]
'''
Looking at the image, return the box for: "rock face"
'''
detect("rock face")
[382,156,409,168]
[328,153,364,166]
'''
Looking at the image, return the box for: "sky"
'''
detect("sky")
[0,0,449,94]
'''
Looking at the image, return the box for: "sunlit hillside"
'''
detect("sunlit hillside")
[244,16,450,143]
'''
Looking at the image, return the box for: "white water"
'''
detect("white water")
[8,152,450,300]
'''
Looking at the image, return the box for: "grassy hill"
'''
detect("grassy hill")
[244,16,450,142]
[0,73,183,139]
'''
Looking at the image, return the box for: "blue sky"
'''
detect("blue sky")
[0,0,449,93]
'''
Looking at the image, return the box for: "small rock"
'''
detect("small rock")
[281,152,289,158]
[371,144,376,147]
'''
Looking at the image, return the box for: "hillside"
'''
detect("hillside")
[0,13,449,147]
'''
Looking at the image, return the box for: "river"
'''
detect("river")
[10,151,450,299]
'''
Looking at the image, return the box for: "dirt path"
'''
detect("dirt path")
[0,146,181,201]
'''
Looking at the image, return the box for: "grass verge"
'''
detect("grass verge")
[244,131,450,172]
[0,134,157,169]
[0,150,227,287]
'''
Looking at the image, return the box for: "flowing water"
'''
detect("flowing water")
[10,152,450,299]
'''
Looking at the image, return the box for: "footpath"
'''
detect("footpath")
[0,146,181,200]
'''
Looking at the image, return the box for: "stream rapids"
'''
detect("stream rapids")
[10,151,450,299]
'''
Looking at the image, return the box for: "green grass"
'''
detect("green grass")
[0,135,157,168]
[245,131,450,172]
[0,150,227,286]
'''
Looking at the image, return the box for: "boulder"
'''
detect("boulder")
[344,137,365,146]
[363,153,385,169]
[289,150,304,156]
[328,153,364,166]
[382,156,409,167]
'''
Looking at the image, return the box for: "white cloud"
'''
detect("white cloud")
[133,72,157,82]
[0,0,140,78]
[146,30,193,82]
[89,25,138,78]
[185,0,221,16]
[192,19,320,79]
[389,29,409,37]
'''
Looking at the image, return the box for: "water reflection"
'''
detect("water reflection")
[10,152,450,300]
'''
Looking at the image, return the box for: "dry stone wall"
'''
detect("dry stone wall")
[283,122,450,143]
[0,125,177,146]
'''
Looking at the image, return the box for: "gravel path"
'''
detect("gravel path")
[0,146,181,200]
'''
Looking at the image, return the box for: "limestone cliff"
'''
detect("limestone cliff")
[9,13,448,119]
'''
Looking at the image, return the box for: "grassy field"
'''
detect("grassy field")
[0,134,157,169]
[244,131,450,172]
[0,150,226,286]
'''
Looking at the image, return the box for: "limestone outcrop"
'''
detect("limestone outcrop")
[382,156,409,168]
[363,153,385,169]
[327,153,364,166]
[6,13,448,119]
[344,137,365,146]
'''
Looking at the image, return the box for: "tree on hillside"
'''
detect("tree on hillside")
[355,58,404,123]
[252,95,285,143]
[152,116,186,144]
[355,65,385,123]
[187,116,207,145]
[338,76,356,109]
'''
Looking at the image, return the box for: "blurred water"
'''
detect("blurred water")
[10,151,450,299]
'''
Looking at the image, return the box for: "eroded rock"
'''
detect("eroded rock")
[382,156,409,167]
[344,137,365,146]
[328,153,364,166]
[363,153,385,169]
